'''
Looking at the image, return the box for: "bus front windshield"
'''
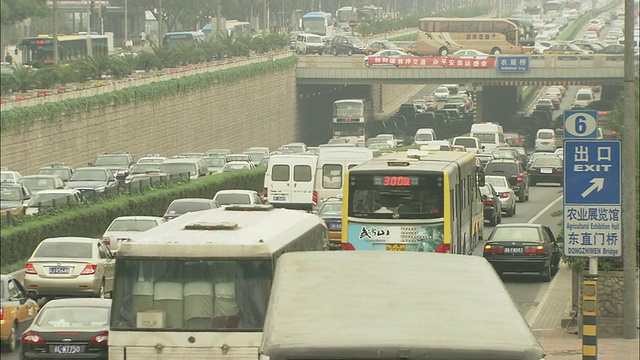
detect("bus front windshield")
[334,102,363,118]
[333,122,365,137]
[349,174,445,219]
[302,18,327,36]
[111,259,272,331]
[516,20,536,46]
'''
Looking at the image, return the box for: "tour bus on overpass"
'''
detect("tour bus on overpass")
[416,17,536,56]
[341,150,484,254]
[109,204,328,359]
[259,251,546,360]
[332,99,373,144]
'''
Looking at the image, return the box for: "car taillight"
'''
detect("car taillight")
[0,307,4,321]
[597,111,607,115]
[89,332,108,345]
[312,190,318,205]
[22,333,45,344]
[483,199,494,206]
[524,245,546,254]
[101,237,110,246]
[80,264,97,275]
[341,242,355,251]
[25,263,37,275]
[514,139,521,144]
[517,173,523,185]
[484,244,504,254]
[436,243,451,253]
[555,168,563,173]
[263,187,268,198]
[500,191,510,199]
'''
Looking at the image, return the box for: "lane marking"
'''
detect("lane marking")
[528,195,563,224]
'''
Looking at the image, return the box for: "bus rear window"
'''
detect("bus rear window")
[348,174,445,219]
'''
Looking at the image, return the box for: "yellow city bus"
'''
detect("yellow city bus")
[341,150,484,255]
[416,17,536,56]
[19,34,109,67]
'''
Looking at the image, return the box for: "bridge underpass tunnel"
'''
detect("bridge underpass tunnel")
[297,84,371,146]
[475,85,522,126]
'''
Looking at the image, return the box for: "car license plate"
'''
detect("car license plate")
[541,142,549,145]
[327,223,341,231]
[541,168,553,173]
[273,196,286,201]
[386,244,406,251]
[48,267,70,274]
[52,344,83,354]
[504,247,523,254]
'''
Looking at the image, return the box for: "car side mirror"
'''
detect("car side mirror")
[28,291,39,301]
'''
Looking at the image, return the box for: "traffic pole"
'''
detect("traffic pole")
[582,264,598,360]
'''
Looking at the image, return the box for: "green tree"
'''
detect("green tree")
[0,0,49,26]
[10,65,40,92]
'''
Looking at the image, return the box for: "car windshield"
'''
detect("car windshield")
[491,227,541,242]
[70,170,107,182]
[166,201,212,214]
[94,155,129,167]
[29,193,76,207]
[21,178,56,192]
[473,133,496,144]
[159,163,197,176]
[454,138,477,148]
[203,157,227,167]
[243,152,264,163]
[576,93,592,101]
[130,164,160,175]
[485,176,510,188]
[533,158,562,167]
[37,306,109,327]
[0,186,22,201]
[108,219,159,232]
[214,193,251,205]
[34,242,92,258]
[138,158,165,164]
[223,164,249,171]
[491,150,516,159]
[318,202,342,216]
[226,155,250,162]
[538,132,554,139]
[414,133,433,141]
[38,168,70,180]
[485,163,517,175]
[111,259,272,331]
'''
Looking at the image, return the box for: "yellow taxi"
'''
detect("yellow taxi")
[1,274,39,352]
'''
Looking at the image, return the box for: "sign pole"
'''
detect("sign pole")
[582,275,598,360]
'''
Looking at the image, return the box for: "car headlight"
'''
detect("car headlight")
[95,187,106,192]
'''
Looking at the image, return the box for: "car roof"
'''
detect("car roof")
[225,161,251,166]
[42,298,111,308]
[32,189,78,194]
[112,216,163,221]
[21,175,62,179]
[75,167,109,171]
[170,198,215,204]
[161,158,201,163]
[487,159,518,163]
[215,190,257,195]
[41,237,99,243]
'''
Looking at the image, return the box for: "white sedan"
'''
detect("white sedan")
[364,49,411,67]
[450,49,490,59]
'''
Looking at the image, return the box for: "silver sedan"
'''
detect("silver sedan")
[485,175,517,217]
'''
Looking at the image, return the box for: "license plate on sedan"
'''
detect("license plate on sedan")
[52,344,83,354]
[541,168,553,173]
[48,267,70,274]
[504,247,523,254]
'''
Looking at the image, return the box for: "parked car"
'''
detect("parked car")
[20,298,110,359]
[163,198,220,221]
[101,216,166,251]
[24,237,115,299]
[0,274,39,353]
[529,156,564,186]
[484,175,517,217]
[483,159,530,202]
[25,189,85,216]
[483,223,561,281]
[480,183,502,226]
[213,189,264,206]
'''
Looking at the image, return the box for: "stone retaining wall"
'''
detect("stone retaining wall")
[577,270,625,338]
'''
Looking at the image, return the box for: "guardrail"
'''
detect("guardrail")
[0,51,293,112]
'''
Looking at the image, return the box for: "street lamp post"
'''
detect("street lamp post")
[86,1,93,57]
[53,0,59,64]
[124,0,128,45]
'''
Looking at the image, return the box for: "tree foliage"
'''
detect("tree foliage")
[0,0,49,26]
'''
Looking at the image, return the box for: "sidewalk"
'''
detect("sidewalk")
[527,264,639,359]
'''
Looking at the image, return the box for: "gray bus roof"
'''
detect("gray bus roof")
[116,207,326,259]
[261,252,545,360]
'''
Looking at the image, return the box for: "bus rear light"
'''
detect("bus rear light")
[341,243,355,251]
[263,187,268,198]
[312,190,318,204]
[436,243,450,253]
[0,307,4,320]
[555,168,563,173]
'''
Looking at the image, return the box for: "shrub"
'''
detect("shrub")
[134,52,161,71]
[10,65,40,92]
[1,73,16,95]
[63,60,96,83]
[109,57,132,78]
[35,65,62,88]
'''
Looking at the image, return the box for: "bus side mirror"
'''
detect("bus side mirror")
[477,172,485,187]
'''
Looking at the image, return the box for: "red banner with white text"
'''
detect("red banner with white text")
[366,56,496,68]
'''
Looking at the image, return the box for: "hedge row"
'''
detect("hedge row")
[0,168,266,265]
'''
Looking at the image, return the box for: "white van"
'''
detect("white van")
[314,147,378,203]
[535,128,556,152]
[295,33,325,55]
[574,87,594,105]
[264,154,319,211]
[413,128,438,145]
[469,122,505,153]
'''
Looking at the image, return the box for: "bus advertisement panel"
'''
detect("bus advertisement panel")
[342,151,484,255]
[416,18,536,56]
[332,99,372,144]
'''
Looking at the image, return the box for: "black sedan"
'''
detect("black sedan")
[21,298,110,359]
[479,183,502,226]
[483,224,561,281]
[528,156,563,186]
